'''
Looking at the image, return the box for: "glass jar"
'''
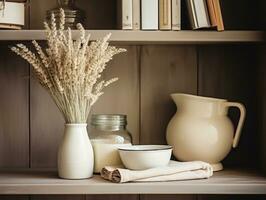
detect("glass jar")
[90,114,132,173]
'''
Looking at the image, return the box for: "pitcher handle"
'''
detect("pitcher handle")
[224,102,246,148]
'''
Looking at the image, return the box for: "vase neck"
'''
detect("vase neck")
[64,124,88,135]
[65,123,87,127]
[64,124,89,141]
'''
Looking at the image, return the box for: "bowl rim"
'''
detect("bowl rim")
[118,145,172,151]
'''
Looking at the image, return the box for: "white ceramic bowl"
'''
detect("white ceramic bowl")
[118,145,172,170]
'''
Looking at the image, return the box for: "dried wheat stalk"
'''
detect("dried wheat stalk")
[11,9,126,123]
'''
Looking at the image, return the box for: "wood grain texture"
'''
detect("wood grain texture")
[0,169,266,195]
[88,46,140,144]
[7,0,27,2]
[140,45,197,144]
[1,30,264,43]
[198,45,259,168]
[0,196,28,200]
[30,78,65,168]
[31,195,85,200]
[29,0,116,29]
[198,195,266,200]
[141,195,196,200]
[0,43,29,168]
[86,195,138,200]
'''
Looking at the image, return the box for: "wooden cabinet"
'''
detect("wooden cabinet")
[0,0,265,200]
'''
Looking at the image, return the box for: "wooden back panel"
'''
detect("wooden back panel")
[0,1,265,200]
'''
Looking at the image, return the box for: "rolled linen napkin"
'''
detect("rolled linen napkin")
[101,160,213,183]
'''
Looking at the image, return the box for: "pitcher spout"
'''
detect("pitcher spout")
[170,93,190,106]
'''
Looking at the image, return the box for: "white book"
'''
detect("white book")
[141,0,159,30]
[172,0,181,30]
[159,0,171,30]
[0,2,24,26]
[132,0,140,30]
[117,0,133,30]
[193,0,211,28]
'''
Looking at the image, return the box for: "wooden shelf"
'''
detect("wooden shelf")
[0,30,264,44]
[0,169,265,195]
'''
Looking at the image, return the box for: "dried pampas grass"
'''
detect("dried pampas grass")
[11,9,126,123]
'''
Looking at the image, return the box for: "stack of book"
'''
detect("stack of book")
[117,0,224,31]
[117,0,181,31]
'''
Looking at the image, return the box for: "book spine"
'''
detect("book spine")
[171,0,181,30]
[186,0,198,29]
[193,0,211,28]
[206,0,217,27]
[159,0,171,30]
[141,0,159,30]
[132,0,140,30]
[213,0,224,31]
[117,0,133,30]
[203,0,211,28]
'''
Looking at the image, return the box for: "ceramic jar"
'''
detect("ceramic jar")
[58,124,94,179]
[166,93,246,171]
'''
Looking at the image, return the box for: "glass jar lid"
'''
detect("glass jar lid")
[91,114,127,131]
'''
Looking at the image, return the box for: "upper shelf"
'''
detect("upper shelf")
[0,30,264,44]
[0,169,266,195]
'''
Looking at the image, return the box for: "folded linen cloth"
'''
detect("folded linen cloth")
[101,160,213,183]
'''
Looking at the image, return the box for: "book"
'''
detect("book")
[194,0,211,29]
[159,0,171,30]
[132,0,140,30]
[0,2,25,29]
[206,0,217,27]
[186,0,211,29]
[117,0,133,30]
[172,0,181,31]
[213,0,224,31]
[186,0,198,29]
[141,0,159,30]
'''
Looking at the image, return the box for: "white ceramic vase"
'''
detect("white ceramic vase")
[166,93,246,171]
[58,124,94,179]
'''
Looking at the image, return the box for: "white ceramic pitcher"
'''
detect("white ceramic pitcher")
[166,93,246,171]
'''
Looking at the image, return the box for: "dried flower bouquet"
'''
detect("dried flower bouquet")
[11,9,126,123]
